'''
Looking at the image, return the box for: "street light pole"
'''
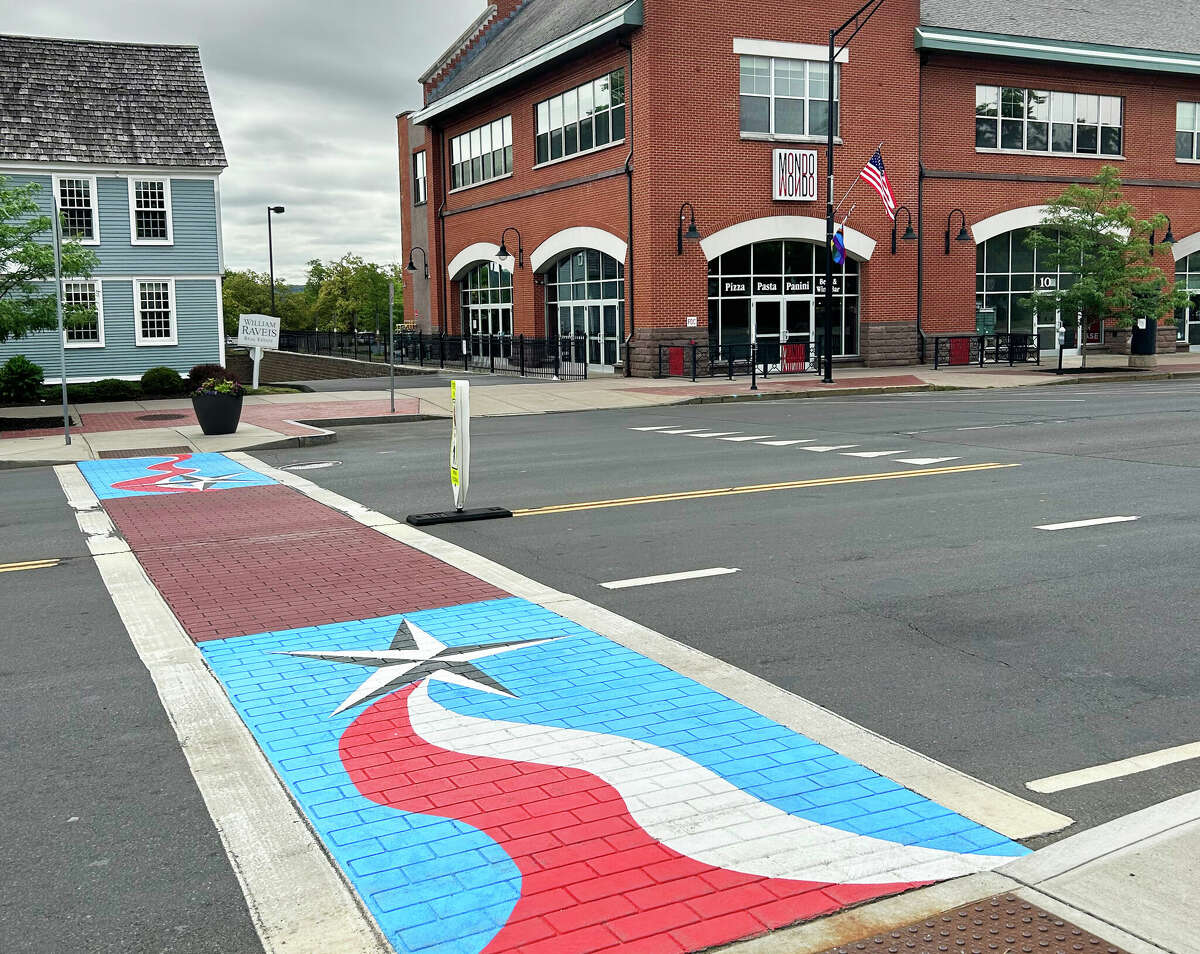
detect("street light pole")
[267,205,285,315]
[823,0,888,384]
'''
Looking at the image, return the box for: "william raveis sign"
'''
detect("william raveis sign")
[773,149,817,202]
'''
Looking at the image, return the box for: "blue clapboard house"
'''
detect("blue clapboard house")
[0,34,228,382]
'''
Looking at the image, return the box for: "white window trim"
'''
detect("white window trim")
[127,177,175,246]
[733,38,849,63]
[532,138,626,171]
[976,147,1125,161]
[412,150,428,206]
[51,174,100,246]
[741,132,844,145]
[448,116,514,191]
[133,277,178,346]
[448,171,514,196]
[62,278,105,349]
[738,55,840,140]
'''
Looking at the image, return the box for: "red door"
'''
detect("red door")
[667,346,684,376]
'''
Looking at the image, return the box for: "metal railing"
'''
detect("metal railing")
[657,340,822,381]
[276,331,589,380]
[930,333,1040,370]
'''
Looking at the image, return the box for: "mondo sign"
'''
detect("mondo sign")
[773,148,817,202]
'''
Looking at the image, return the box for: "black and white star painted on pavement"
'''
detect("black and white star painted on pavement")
[154,471,258,491]
[279,619,568,715]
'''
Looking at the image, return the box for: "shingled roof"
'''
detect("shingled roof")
[0,34,226,168]
[428,0,634,104]
[920,0,1200,58]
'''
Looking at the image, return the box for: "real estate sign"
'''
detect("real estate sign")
[236,313,281,351]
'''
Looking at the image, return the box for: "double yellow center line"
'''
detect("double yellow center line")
[514,462,1019,517]
[0,558,61,574]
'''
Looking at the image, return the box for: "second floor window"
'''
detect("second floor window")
[130,178,173,243]
[535,69,626,165]
[56,177,97,241]
[976,86,1122,156]
[1177,102,1200,160]
[450,116,513,190]
[739,56,838,138]
[413,151,428,204]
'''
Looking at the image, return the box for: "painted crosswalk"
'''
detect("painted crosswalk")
[628,425,963,466]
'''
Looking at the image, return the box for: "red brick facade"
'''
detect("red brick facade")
[398,1,1200,372]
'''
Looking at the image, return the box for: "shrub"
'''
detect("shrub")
[188,363,237,391]
[0,355,45,404]
[140,365,185,396]
[86,378,143,402]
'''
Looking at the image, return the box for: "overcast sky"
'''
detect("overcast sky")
[2,0,482,282]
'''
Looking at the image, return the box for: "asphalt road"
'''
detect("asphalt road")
[0,469,260,953]
[254,378,1200,844]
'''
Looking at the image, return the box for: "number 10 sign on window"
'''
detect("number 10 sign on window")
[772,148,818,202]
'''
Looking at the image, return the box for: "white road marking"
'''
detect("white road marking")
[957,424,1018,431]
[1026,741,1200,793]
[599,567,740,589]
[52,465,388,954]
[841,450,907,458]
[630,425,676,431]
[687,431,742,438]
[719,434,775,441]
[659,428,708,435]
[239,451,1071,841]
[802,444,859,452]
[757,439,815,446]
[1035,515,1140,531]
[897,457,962,466]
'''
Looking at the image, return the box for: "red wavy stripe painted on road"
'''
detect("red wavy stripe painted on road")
[340,685,922,954]
[110,454,201,494]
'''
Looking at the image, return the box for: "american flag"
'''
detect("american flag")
[859,148,897,220]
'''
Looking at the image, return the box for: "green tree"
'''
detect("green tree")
[311,254,400,333]
[1027,166,1188,367]
[0,177,100,343]
[222,268,316,333]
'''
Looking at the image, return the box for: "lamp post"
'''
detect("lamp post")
[943,209,969,254]
[1150,213,1176,249]
[891,205,916,255]
[267,205,285,315]
[823,0,888,383]
[497,227,524,268]
[676,202,701,255]
[406,246,429,278]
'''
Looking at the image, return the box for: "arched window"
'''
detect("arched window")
[1176,254,1200,346]
[707,240,859,356]
[460,262,513,357]
[544,249,624,366]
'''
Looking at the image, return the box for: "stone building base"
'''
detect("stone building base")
[862,321,919,366]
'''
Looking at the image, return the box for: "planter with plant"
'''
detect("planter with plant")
[191,377,246,435]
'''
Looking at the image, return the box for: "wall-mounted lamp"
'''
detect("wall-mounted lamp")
[497,226,524,268]
[406,246,429,279]
[677,202,701,255]
[891,205,916,255]
[944,209,970,255]
[1150,213,1176,249]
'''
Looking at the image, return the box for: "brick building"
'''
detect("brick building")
[397,0,1200,374]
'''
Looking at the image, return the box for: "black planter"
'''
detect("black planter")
[1130,318,1158,356]
[192,392,243,435]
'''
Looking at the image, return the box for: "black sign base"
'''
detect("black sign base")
[406,507,513,526]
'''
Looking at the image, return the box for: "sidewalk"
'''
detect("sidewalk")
[7,351,1200,467]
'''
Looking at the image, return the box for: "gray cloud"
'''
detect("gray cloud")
[1,0,482,281]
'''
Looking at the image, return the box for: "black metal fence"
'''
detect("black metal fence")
[276,330,589,380]
[657,340,822,380]
[929,333,1041,370]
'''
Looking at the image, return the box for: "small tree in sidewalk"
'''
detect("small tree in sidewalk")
[1026,165,1187,368]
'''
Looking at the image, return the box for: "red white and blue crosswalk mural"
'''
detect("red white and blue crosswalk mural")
[84,454,1028,954]
[79,452,276,500]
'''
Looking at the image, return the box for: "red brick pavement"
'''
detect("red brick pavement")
[104,484,504,641]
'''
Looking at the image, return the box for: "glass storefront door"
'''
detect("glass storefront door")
[751,297,813,368]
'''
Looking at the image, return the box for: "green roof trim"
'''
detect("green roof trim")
[915,26,1200,76]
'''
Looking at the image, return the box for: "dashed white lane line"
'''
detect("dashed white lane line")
[758,439,815,446]
[1026,741,1200,793]
[897,457,962,466]
[660,428,709,435]
[802,445,859,452]
[719,434,775,442]
[1035,515,1140,531]
[842,450,907,458]
[687,431,743,438]
[629,425,676,431]
[599,567,740,589]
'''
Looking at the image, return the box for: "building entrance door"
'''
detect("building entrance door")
[752,297,814,370]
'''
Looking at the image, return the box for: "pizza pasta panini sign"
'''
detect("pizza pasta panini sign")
[773,148,818,202]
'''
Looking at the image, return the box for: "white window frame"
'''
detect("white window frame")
[449,116,513,193]
[62,279,105,349]
[127,177,175,245]
[51,175,100,245]
[975,86,1124,159]
[133,278,178,346]
[1176,102,1200,163]
[412,151,428,204]
[533,69,627,168]
[737,55,840,142]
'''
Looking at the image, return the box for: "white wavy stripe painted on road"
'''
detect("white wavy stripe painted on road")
[407,682,1014,885]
